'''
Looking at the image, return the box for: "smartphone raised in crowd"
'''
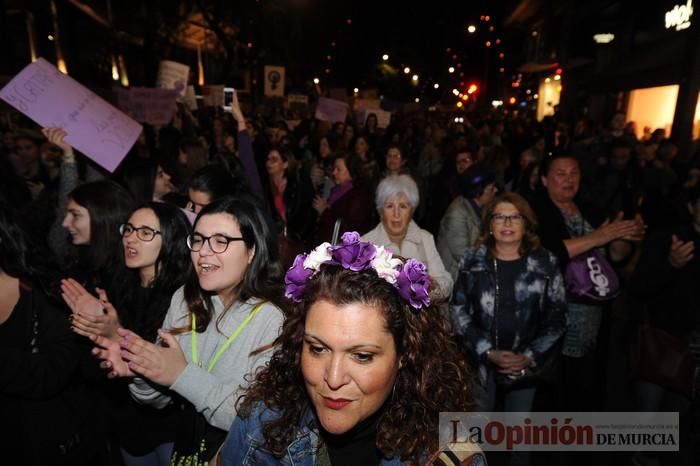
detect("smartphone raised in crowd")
[223,87,235,111]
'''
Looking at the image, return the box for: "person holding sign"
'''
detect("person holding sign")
[91,197,286,465]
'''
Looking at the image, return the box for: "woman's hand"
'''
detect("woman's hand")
[591,212,645,247]
[61,278,105,317]
[61,280,120,339]
[669,234,695,268]
[91,333,135,378]
[229,91,246,128]
[118,328,187,387]
[41,127,73,154]
[312,196,329,214]
[487,350,530,374]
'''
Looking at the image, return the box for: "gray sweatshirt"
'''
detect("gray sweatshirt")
[129,286,284,430]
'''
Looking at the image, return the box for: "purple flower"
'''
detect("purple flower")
[284,253,314,302]
[330,232,377,271]
[395,258,431,309]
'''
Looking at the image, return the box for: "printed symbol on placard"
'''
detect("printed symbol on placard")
[268,71,281,90]
[586,256,610,296]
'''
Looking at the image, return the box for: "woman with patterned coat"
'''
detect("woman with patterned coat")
[450,193,567,415]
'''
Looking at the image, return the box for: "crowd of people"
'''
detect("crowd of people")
[1,85,699,466]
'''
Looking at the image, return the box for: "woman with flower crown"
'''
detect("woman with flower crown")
[221,232,484,465]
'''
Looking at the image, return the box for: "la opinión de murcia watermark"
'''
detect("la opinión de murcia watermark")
[439,412,679,452]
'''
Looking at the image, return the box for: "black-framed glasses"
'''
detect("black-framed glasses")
[491,213,524,225]
[119,223,161,241]
[186,233,244,253]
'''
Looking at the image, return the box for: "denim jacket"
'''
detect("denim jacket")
[450,245,567,385]
[221,403,404,466]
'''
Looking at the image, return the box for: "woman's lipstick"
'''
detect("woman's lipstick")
[322,397,352,410]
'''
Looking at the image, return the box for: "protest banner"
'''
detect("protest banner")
[314,97,348,123]
[157,60,189,98]
[201,85,224,107]
[355,98,381,110]
[329,88,348,102]
[184,85,198,110]
[114,87,177,126]
[0,58,141,173]
[264,66,285,97]
[356,108,392,129]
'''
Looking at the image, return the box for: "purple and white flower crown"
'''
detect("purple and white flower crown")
[284,232,431,310]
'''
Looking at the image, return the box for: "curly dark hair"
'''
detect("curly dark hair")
[237,265,473,464]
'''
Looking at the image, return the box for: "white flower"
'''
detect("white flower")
[304,242,332,270]
[371,246,401,284]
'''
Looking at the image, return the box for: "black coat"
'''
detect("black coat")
[0,281,103,466]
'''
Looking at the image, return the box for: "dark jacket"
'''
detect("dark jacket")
[530,192,602,270]
[266,169,316,243]
[450,245,567,385]
[629,225,700,336]
[0,281,102,466]
[314,185,374,245]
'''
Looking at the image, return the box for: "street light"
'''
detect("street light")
[467,25,476,33]
[433,83,440,89]
[382,54,389,61]
[412,74,419,81]
[403,66,411,74]
[448,66,455,73]
[313,78,320,84]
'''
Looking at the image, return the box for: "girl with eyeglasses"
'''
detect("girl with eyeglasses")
[62,201,192,466]
[450,192,567,466]
[91,196,287,465]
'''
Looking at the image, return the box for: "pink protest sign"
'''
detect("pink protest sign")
[114,87,177,125]
[0,58,142,173]
[314,97,348,123]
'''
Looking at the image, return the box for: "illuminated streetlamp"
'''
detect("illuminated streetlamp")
[448,66,455,73]
[382,54,389,61]
[313,78,320,84]
[467,25,476,33]
[433,83,440,89]
[412,74,419,81]
[403,66,411,74]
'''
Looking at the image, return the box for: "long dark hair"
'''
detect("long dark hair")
[180,196,287,333]
[120,160,159,203]
[0,198,45,280]
[121,202,193,340]
[68,180,135,305]
[237,266,473,463]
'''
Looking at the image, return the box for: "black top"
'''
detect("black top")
[112,286,179,455]
[496,257,526,350]
[0,281,103,465]
[321,407,384,466]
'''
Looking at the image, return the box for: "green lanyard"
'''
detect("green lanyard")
[190,301,265,373]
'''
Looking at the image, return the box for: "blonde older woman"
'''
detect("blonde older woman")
[362,174,453,302]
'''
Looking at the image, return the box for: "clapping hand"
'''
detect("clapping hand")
[594,212,646,246]
[117,328,187,387]
[312,196,329,214]
[669,234,695,269]
[91,333,135,379]
[61,279,120,340]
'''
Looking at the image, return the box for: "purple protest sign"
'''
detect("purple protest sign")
[114,87,177,125]
[314,97,348,123]
[0,58,142,173]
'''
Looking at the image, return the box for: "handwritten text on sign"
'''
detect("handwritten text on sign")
[0,58,141,172]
